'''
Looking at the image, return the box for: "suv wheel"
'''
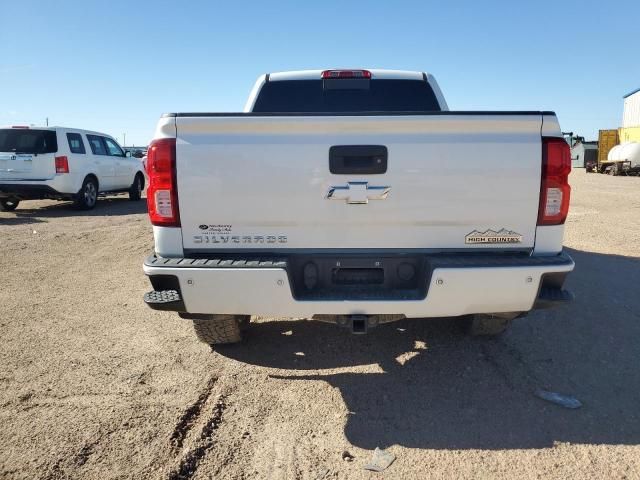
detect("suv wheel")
[0,198,20,212]
[129,174,143,201]
[75,177,98,210]
[186,314,249,346]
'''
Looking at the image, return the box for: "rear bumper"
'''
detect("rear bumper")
[0,183,71,200]
[142,252,574,317]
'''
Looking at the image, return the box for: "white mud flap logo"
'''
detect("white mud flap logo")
[465,228,523,244]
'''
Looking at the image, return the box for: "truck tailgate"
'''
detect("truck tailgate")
[174,114,544,251]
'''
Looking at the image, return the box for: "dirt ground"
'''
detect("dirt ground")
[1,169,639,480]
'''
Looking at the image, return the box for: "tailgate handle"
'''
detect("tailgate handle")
[329,145,387,174]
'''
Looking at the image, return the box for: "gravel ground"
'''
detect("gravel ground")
[1,169,639,479]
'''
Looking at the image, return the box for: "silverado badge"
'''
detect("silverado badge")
[465,229,523,244]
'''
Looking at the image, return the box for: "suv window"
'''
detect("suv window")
[252,79,442,113]
[87,135,107,155]
[103,137,124,156]
[66,133,86,154]
[0,129,58,154]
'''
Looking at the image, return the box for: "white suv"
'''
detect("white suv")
[0,126,146,210]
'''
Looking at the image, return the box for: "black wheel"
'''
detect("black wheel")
[188,314,248,346]
[75,176,98,210]
[462,314,515,336]
[608,165,617,176]
[0,198,20,211]
[129,173,143,201]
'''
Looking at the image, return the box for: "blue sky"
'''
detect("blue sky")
[1,0,638,145]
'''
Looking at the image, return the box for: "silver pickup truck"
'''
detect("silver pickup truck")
[142,69,574,346]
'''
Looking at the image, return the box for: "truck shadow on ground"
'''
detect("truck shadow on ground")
[218,247,640,450]
[1,196,147,225]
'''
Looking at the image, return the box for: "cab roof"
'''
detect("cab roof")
[0,126,116,138]
[268,69,427,81]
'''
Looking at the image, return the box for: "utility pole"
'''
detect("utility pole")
[46,117,49,126]
[123,133,126,147]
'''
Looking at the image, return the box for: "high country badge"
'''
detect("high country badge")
[465,229,523,244]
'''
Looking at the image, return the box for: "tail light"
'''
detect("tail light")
[321,70,372,79]
[538,137,571,225]
[55,156,69,174]
[146,138,180,227]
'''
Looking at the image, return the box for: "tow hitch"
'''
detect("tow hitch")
[348,315,370,334]
[338,314,384,334]
[313,314,406,334]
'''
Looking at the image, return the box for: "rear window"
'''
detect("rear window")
[252,79,441,113]
[0,129,58,154]
[86,135,107,155]
[66,133,86,154]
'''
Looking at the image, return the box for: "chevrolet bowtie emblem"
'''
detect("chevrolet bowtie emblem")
[326,181,391,204]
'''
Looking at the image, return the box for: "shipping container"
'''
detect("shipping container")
[598,129,619,166]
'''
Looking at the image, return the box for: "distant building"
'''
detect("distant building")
[623,88,640,128]
[571,141,598,168]
[620,88,640,143]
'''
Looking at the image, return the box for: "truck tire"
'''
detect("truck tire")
[75,176,98,210]
[608,165,618,176]
[129,173,143,201]
[191,315,248,345]
[0,198,20,211]
[464,314,513,336]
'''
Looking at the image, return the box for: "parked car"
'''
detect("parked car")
[0,126,146,210]
[142,69,574,346]
[125,148,146,159]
